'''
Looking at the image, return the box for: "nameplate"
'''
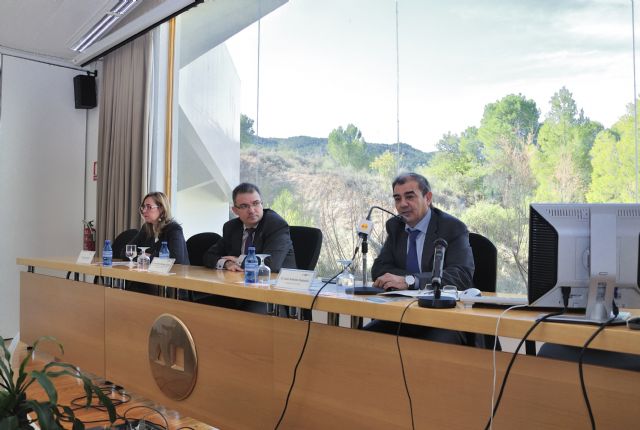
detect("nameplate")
[276,269,315,291]
[76,250,96,265]
[148,258,175,274]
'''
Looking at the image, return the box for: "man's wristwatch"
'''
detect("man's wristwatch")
[405,275,416,289]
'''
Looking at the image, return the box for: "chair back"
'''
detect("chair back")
[468,232,497,293]
[289,226,323,270]
[112,229,138,260]
[187,232,222,266]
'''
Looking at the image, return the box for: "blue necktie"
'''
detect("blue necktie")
[406,229,421,273]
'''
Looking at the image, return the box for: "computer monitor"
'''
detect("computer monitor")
[528,203,640,323]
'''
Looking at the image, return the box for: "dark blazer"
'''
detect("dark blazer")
[371,207,474,290]
[126,220,190,265]
[203,209,296,272]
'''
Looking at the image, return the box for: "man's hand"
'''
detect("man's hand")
[373,273,408,290]
[223,256,243,272]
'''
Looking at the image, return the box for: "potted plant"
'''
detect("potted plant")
[0,336,116,429]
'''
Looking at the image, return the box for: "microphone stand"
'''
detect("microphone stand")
[419,239,456,308]
[361,230,369,287]
[347,206,400,295]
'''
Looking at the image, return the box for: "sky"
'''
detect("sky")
[226,0,635,153]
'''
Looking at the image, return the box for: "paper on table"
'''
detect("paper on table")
[379,289,458,299]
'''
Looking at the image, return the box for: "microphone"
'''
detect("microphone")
[418,238,456,309]
[431,238,448,297]
[356,206,403,238]
[348,206,400,295]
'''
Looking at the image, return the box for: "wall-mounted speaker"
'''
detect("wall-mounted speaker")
[73,75,97,109]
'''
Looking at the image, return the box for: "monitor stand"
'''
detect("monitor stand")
[547,275,629,325]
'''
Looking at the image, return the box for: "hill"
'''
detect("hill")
[248,135,434,171]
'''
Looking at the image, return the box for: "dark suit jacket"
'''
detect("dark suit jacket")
[126,220,190,265]
[203,209,296,272]
[371,207,474,290]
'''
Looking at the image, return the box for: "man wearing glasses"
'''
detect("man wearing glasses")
[203,182,296,273]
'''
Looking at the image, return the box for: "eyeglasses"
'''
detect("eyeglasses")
[234,200,262,210]
[140,204,160,212]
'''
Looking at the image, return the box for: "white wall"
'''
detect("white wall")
[0,55,92,338]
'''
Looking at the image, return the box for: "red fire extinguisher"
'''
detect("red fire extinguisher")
[83,220,96,251]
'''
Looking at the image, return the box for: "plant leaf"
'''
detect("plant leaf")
[91,384,116,424]
[0,337,14,392]
[71,417,85,430]
[25,399,56,430]
[30,370,58,405]
[0,415,19,430]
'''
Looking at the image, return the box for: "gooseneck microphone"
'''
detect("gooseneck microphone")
[418,238,456,308]
[348,206,401,295]
[431,238,447,297]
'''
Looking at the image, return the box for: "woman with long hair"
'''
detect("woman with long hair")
[127,191,190,264]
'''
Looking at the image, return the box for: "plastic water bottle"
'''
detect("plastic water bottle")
[244,246,259,285]
[159,241,170,259]
[103,240,113,267]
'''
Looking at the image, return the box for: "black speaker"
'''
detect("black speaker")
[73,75,97,109]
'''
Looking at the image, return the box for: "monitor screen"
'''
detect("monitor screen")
[528,203,640,312]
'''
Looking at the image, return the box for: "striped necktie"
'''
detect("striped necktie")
[244,228,256,254]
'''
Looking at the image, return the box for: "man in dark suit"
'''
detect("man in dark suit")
[200,183,296,313]
[366,173,474,341]
[203,182,296,272]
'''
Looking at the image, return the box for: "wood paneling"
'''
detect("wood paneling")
[20,272,105,376]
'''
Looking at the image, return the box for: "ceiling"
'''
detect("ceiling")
[0,0,287,66]
[0,0,285,68]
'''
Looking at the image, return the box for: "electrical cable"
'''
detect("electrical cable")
[272,270,342,430]
[395,298,420,430]
[122,405,169,430]
[484,310,565,430]
[273,243,361,429]
[578,316,617,430]
[488,304,528,430]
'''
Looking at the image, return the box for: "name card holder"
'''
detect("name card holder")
[276,268,315,291]
[148,258,176,274]
[76,250,96,265]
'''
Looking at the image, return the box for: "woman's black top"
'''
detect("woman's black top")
[126,220,190,265]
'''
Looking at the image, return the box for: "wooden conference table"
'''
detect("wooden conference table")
[17,256,640,429]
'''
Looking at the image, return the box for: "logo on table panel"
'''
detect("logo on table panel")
[148,313,198,400]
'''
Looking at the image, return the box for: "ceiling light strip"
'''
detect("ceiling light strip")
[71,0,139,52]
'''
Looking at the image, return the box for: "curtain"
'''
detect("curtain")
[96,33,152,250]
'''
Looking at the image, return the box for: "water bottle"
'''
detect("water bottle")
[103,240,113,267]
[244,246,259,285]
[159,241,170,259]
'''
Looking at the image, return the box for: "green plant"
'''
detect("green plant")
[0,336,116,430]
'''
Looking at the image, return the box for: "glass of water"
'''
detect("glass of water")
[256,254,271,286]
[125,244,136,267]
[336,259,354,288]
[137,247,150,271]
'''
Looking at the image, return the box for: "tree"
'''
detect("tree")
[424,128,485,207]
[240,114,255,146]
[587,109,637,202]
[327,124,369,170]
[532,87,602,202]
[460,202,525,292]
[477,94,540,287]
[369,150,398,181]
[270,188,314,227]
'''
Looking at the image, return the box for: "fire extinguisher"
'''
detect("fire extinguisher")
[83,220,96,251]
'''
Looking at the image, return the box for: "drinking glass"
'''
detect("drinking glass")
[137,247,150,271]
[256,254,271,286]
[125,244,137,267]
[336,259,354,288]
